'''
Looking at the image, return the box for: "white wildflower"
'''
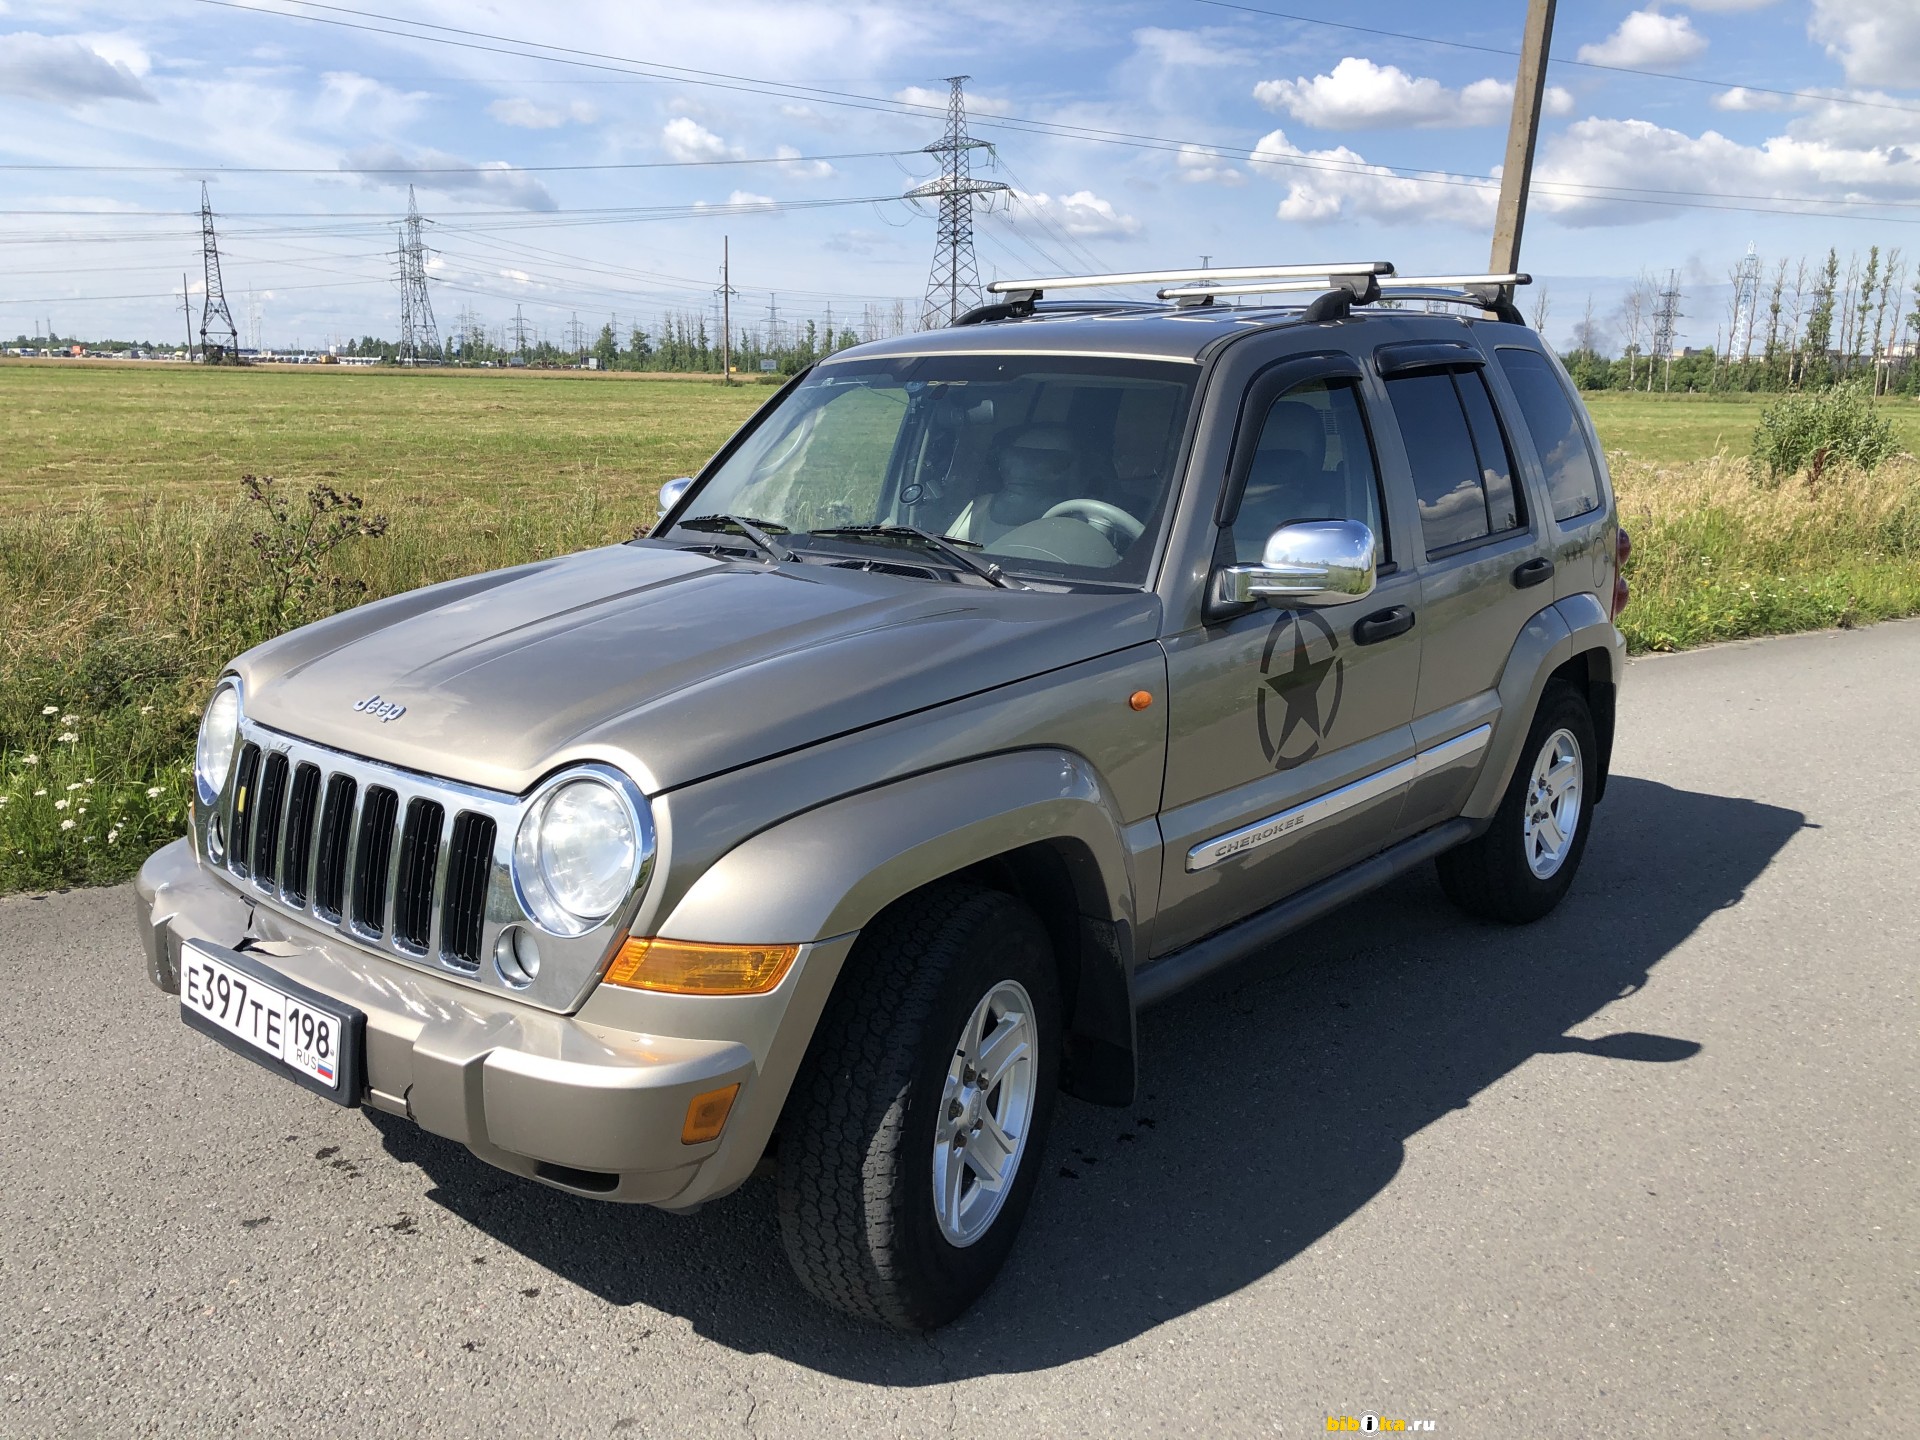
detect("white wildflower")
[32,788,47,797]
[57,732,78,744]
[41,705,58,716]
[140,706,154,715]
[60,819,75,831]
[0,796,9,806]
[21,755,37,767]
[54,799,69,810]
[145,786,164,798]
[60,714,77,725]
[65,782,84,791]
[107,829,119,843]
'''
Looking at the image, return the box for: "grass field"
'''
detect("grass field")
[0,362,768,516]
[3,360,1918,891]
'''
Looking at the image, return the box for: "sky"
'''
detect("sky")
[2,0,1918,354]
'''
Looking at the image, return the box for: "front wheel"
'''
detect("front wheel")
[1437,683,1596,924]
[775,883,1060,1330]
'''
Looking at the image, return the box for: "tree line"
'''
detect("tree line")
[1552,245,1920,396]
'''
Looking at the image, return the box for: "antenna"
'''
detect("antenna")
[395,186,440,363]
[196,182,239,364]
[906,77,1010,329]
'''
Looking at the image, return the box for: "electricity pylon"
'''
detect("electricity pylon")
[906,77,1009,330]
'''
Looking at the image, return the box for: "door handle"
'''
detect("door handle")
[1513,556,1555,589]
[1353,605,1415,645]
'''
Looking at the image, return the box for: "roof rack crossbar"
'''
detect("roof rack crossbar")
[987,261,1393,295]
[1380,272,1531,290]
[1157,277,1378,301]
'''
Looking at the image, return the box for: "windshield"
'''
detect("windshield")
[671,352,1199,585]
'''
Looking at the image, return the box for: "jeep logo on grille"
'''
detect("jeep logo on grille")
[351,693,407,723]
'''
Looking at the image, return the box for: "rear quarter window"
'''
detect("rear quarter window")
[1496,347,1604,523]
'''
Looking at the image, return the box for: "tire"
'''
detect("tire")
[1436,682,1597,925]
[775,882,1061,1331]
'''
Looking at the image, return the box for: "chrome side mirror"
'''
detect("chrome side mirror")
[658,476,694,514]
[1214,519,1377,608]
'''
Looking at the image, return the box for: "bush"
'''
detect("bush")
[1750,380,1900,488]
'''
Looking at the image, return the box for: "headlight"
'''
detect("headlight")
[195,683,241,803]
[512,768,653,936]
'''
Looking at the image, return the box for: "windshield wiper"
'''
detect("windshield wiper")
[811,525,1025,589]
[677,514,799,564]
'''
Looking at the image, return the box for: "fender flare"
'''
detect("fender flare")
[656,748,1142,1105]
[1463,592,1624,819]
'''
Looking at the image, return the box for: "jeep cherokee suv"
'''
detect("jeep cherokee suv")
[135,262,1629,1330]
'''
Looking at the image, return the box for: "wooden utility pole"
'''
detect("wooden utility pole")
[1489,0,1557,276]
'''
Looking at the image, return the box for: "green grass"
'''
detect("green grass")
[0,361,767,515]
[4,362,1919,892]
[1584,389,1920,466]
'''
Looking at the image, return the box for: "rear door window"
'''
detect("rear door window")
[1385,370,1526,555]
[1495,347,1603,522]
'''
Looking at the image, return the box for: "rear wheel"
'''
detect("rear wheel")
[775,882,1060,1330]
[1437,683,1596,924]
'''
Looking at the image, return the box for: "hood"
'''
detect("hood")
[232,541,1161,795]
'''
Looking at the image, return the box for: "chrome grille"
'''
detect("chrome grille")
[195,716,652,1014]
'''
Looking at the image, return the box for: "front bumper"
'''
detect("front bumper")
[136,838,852,1207]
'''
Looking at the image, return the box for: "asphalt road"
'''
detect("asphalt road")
[3,621,1916,1439]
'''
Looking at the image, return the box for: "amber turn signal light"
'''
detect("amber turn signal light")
[681,1083,740,1145]
[1129,690,1154,711]
[603,938,799,995]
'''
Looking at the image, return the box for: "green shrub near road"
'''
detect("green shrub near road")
[5,365,1920,891]
[1749,381,1900,487]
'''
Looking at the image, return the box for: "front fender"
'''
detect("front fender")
[654,747,1143,1107]
[656,747,1138,944]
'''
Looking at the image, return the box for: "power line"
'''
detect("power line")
[1187,0,1920,118]
[0,150,916,175]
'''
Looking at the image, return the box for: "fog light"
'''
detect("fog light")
[681,1084,740,1145]
[495,926,541,988]
[207,811,225,862]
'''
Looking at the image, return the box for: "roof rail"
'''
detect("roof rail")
[986,261,1393,296]
[1154,270,1532,325]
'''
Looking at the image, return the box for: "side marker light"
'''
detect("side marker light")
[681,1084,740,1145]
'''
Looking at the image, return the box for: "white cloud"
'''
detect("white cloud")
[695,190,775,210]
[1011,188,1141,238]
[1254,57,1572,130]
[893,83,1013,117]
[1578,11,1708,67]
[1680,0,1779,9]
[488,96,596,129]
[1808,0,1920,88]
[660,115,740,163]
[316,72,427,130]
[774,144,834,179]
[1711,86,1794,112]
[1249,128,1496,227]
[343,145,557,211]
[0,30,153,105]
[1176,144,1245,187]
[1131,26,1243,69]
[1533,115,1920,227]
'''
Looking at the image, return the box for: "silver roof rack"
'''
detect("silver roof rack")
[1156,271,1530,302]
[987,261,1394,296]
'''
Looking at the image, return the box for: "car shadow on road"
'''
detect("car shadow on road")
[367,775,1802,1381]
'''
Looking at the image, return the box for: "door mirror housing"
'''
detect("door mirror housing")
[1213,519,1378,609]
[659,477,694,515]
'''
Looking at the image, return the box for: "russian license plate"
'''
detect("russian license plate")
[179,944,363,1105]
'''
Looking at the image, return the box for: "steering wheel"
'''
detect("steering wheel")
[1040,498,1144,546]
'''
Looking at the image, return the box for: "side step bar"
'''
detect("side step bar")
[1132,819,1478,1009]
